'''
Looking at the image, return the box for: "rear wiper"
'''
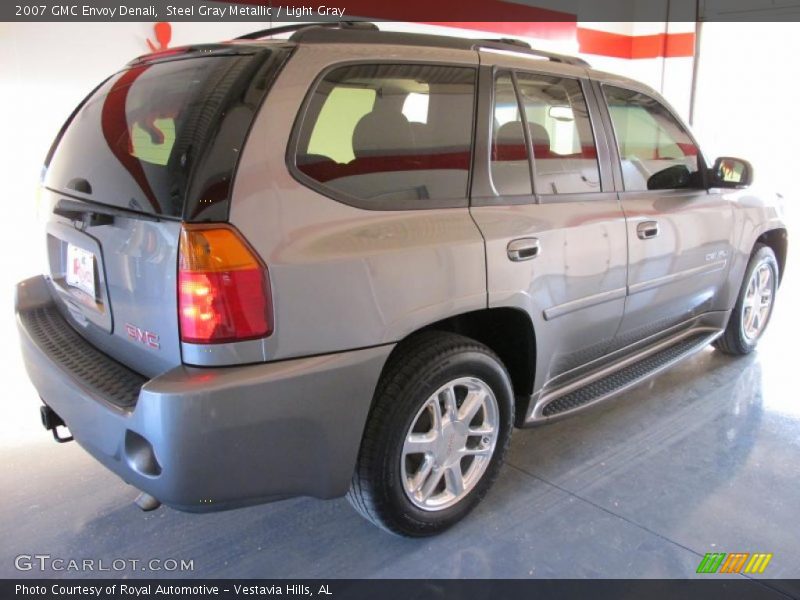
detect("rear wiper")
[53,198,161,225]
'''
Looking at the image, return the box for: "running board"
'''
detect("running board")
[524,328,722,425]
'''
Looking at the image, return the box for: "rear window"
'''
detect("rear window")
[293,63,477,209]
[45,50,286,220]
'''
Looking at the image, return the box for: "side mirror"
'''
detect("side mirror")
[711,156,753,188]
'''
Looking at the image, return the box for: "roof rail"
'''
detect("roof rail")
[486,38,532,49]
[235,21,377,41]
[234,22,590,68]
[475,40,590,67]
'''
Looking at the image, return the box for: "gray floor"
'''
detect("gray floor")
[2,266,799,582]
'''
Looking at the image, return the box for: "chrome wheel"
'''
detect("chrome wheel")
[401,377,499,511]
[741,262,774,342]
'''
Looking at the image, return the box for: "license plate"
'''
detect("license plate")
[65,244,96,298]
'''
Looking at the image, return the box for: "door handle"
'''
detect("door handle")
[637,220,660,240]
[507,237,540,262]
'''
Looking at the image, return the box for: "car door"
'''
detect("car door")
[596,82,734,348]
[469,56,628,411]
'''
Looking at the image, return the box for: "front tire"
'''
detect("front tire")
[347,331,514,536]
[715,244,779,355]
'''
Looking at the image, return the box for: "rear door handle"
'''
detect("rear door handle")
[507,237,540,262]
[637,220,660,240]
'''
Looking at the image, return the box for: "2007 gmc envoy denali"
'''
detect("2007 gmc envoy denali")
[16,22,787,536]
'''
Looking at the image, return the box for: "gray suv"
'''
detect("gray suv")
[16,23,787,536]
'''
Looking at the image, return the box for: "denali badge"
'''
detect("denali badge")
[125,323,160,350]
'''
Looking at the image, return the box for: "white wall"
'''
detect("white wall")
[692,22,798,364]
[693,22,800,202]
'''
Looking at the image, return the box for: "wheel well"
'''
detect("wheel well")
[756,228,788,283]
[417,308,536,400]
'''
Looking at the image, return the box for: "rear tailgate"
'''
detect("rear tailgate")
[42,191,183,378]
[39,46,290,378]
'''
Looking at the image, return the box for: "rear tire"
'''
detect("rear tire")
[715,244,778,355]
[347,331,514,537]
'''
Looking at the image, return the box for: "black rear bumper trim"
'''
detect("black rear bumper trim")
[19,304,145,409]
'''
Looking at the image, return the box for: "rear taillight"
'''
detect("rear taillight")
[178,224,273,344]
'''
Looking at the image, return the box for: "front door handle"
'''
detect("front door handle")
[507,237,540,262]
[637,220,660,240]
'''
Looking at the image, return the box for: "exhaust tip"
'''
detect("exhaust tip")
[135,492,161,512]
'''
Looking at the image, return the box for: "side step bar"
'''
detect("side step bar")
[524,328,722,425]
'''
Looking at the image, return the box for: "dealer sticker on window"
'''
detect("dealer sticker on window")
[65,244,96,298]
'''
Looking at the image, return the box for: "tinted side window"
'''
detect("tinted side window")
[294,64,476,207]
[515,73,601,195]
[491,72,532,196]
[604,85,701,191]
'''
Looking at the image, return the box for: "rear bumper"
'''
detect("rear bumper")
[15,275,393,511]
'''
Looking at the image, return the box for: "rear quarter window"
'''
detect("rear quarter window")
[291,63,477,210]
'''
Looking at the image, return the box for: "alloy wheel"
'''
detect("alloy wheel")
[400,377,499,511]
[741,262,774,342]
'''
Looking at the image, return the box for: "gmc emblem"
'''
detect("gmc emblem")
[125,323,161,350]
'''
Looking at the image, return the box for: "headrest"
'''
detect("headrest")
[528,122,551,150]
[494,121,551,148]
[493,121,527,161]
[495,121,526,144]
[352,109,414,158]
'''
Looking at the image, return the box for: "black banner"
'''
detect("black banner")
[5,579,800,600]
[3,0,800,22]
